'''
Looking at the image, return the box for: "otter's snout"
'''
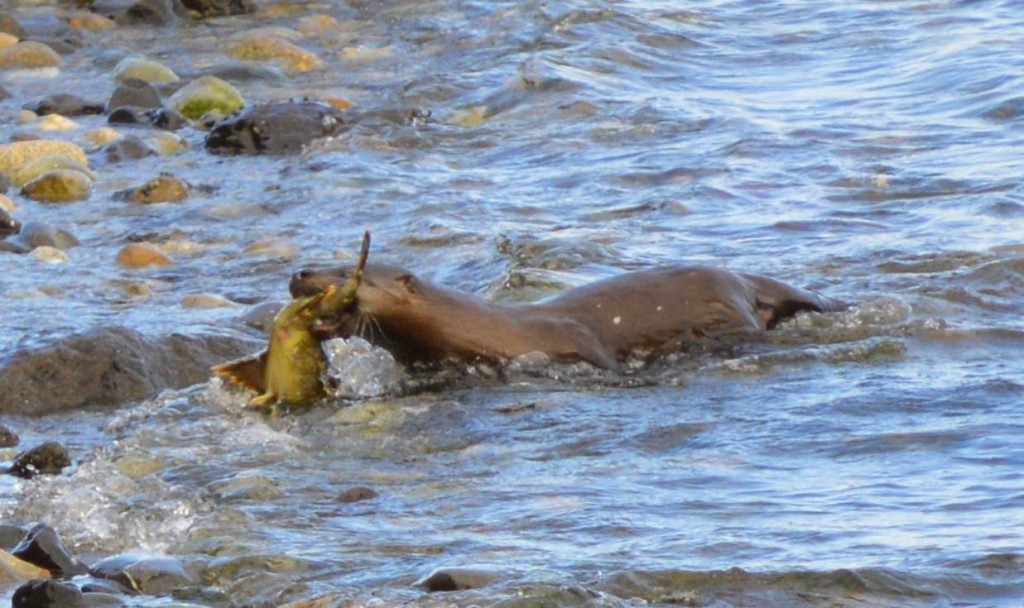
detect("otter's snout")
[289,267,350,298]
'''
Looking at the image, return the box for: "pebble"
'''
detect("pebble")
[103,134,155,162]
[0,140,88,173]
[205,472,280,502]
[296,14,340,35]
[32,246,69,263]
[150,131,188,155]
[68,12,116,31]
[17,109,37,123]
[82,126,122,145]
[116,242,173,268]
[0,41,62,69]
[0,221,80,253]
[224,33,323,72]
[0,207,18,238]
[337,487,378,503]
[112,56,179,84]
[415,567,501,592]
[180,293,240,308]
[10,154,96,188]
[0,33,17,50]
[168,75,245,120]
[21,169,93,203]
[8,442,71,479]
[37,114,78,131]
[131,172,189,203]
[24,94,104,116]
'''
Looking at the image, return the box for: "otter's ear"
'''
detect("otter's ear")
[397,273,420,293]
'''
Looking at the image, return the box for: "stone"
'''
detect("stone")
[131,172,189,203]
[112,56,179,84]
[241,238,299,258]
[8,442,71,479]
[21,170,92,203]
[0,83,9,101]
[0,221,80,253]
[415,567,501,592]
[205,473,280,502]
[167,75,244,121]
[0,15,25,39]
[11,524,85,577]
[91,0,182,26]
[37,115,78,131]
[107,78,163,111]
[32,246,70,263]
[179,0,254,18]
[103,135,155,162]
[10,154,96,188]
[236,300,283,333]
[0,41,62,69]
[11,578,85,608]
[0,33,18,51]
[82,127,122,146]
[224,33,322,72]
[68,12,117,31]
[89,554,193,595]
[0,549,50,586]
[0,207,19,238]
[180,293,239,308]
[0,423,18,447]
[0,140,87,174]
[24,94,104,116]
[0,176,9,196]
[149,131,188,155]
[206,101,349,155]
[337,487,378,503]
[0,326,260,415]
[116,242,172,268]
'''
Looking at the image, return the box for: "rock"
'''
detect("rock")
[179,0,254,18]
[205,473,280,502]
[90,0,183,26]
[131,172,189,203]
[337,487,378,503]
[415,567,501,592]
[203,62,285,83]
[107,106,186,131]
[80,591,125,607]
[0,221,80,253]
[0,207,19,238]
[36,115,78,131]
[107,78,163,112]
[0,83,9,101]
[102,134,155,163]
[0,549,50,586]
[12,578,84,608]
[206,102,349,155]
[10,154,96,188]
[0,177,9,195]
[296,14,340,35]
[180,293,239,308]
[0,15,24,39]
[32,246,69,263]
[167,75,244,121]
[0,33,18,51]
[11,524,85,577]
[149,131,188,155]
[21,170,93,203]
[0,326,260,415]
[236,300,283,333]
[0,423,18,447]
[0,41,62,69]
[89,554,193,595]
[82,127,122,146]
[68,12,117,31]
[115,242,172,267]
[8,442,72,479]
[0,140,88,174]
[241,238,299,258]
[24,94,104,117]
[224,33,322,72]
[112,56,179,84]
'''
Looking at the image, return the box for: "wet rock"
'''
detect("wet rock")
[12,578,84,608]
[236,300,283,333]
[11,524,86,577]
[107,106,187,131]
[112,56,179,84]
[180,293,239,308]
[0,549,50,587]
[0,176,9,195]
[36,115,78,131]
[116,242,172,267]
[0,140,88,174]
[180,0,254,18]
[205,473,280,502]
[150,131,188,154]
[203,62,285,83]
[337,487,378,503]
[0,423,18,447]
[130,172,189,203]
[103,135,155,163]
[107,78,163,112]
[206,102,349,155]
[21,170,93,203]
[168,75,244,121]
[0,83,11,101]
[82,127,122,146]
[24,94,104,117]
[8,442,71,479]
[224,33,322,72]
[68,12,117,31]
[0,41,62,68]
[32,246,69,263]
[0,525,28,550]
[10,154,96,188]
[0,221,80,253]
[80,591,125,607]
[0,207,19,238]
[89,554,194,595]
[0,15,25,39]
[0,327,260,415]
[91,0,184,26]
[0,33,16,51]
[416,567,501,592]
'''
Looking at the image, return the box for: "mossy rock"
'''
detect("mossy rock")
[168,76,244,121]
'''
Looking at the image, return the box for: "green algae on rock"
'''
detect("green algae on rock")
[168,75,244,121]
[224,32,323,72]
[20,169,93,203]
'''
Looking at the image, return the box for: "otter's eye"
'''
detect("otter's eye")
[294,270,310,280]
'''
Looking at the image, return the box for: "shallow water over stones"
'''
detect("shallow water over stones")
[2,0,1024,607]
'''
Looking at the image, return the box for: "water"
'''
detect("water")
[2,0,1023,606]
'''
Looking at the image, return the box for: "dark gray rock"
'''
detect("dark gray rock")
[89,554,193,595]
[0,523,29,550]
[337,487,378,503]
[107,106,186,131]
[205,101,350,155]
[8,443,71,479]
[0,172,9,193]
[102,135,155,163]
[11,523,86,577]
[416,567,501,592]
[179,0,254,18]
[0,208,19,239]
[24,94,104,117]
[12,578,85,608]
[107,78,163,112]
[0,327,259,415]
[0,221,80,254]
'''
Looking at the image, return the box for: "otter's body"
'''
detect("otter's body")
[290,263,848,372]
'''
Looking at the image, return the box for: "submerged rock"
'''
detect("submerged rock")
[89,554,194,595]
[8,442,71,479]
[116,242,173,267]
[416,567,501,592]
[224,33,322,72]
[91,0,183,26]
[168,75,244,121]
[103,135,155,163]
[337,487,378,503]
[11,578,85,608]
[205,101,349,155]
[0,221,80,253]
[0,327,259,415]
[11,524,86,577]
[23,94,104,117]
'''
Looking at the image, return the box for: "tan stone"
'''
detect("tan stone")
[0,549,50,586]
[131,173,189,204]
[181,293,241,308]
[0,140,88,174]
[21,169,92,203]
[68,12,116,31]
[116,243,173,268]
[37,114,78,131]
[0,41,62,69]
[82,127,123,146]
[0,33,17,51]
[225,33,323,72]
[11,154,96,188]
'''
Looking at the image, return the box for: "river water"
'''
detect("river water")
[2,0,1023,606]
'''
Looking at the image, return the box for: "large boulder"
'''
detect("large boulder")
[0,327,259,415]
[205,101,349,155]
